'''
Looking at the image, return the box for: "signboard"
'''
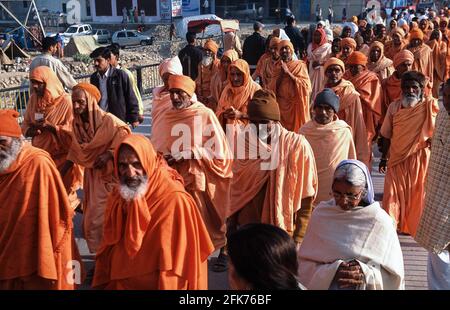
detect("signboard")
[172,0,183,17]
[182,0,200,17]
[160,0,171,20]
[366,0,381,24]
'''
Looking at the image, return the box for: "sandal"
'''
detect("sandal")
[211,253,229,272]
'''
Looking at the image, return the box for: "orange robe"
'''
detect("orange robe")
[381,97,439,236]
[384,41,406,61]
[155,101,233,250]
[93,135,214,290]
[254,52,272,88]
[209,50,239,105]
[229,123,318,235]
[329,79,371,167]
[368,56,395,81]
[0,144,81,290]
[381,73,402,125]
[67,89,131,253]
[409,44,434,89]
[195,59,220,109]
[347,70,382,166]
[307,42,332,101]
[427,38,448,98]
[21,67,83,209]
[299,119,356,204]
[151,85,174,152]
[268,59,312,132]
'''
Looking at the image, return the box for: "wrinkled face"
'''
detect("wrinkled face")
[443,84,450,114]
[220,56,232,73]
[313,31,322,44]
[269,45,279,60]
[349,64,364,76]
[396,60,413,77]
[170,89,192,110]
[280,46,292,61]
[30,79,46,98]
[370,46,381,62]
[230,66,244,87]
[332,179,364,211]
[72,88,88,116]
[410,38,422,47]
[392,33,402,45]
[342,45,353,57]
[204,48,214,58]
[93,56,109,73]
[332,39,341,53]
[0,136,22,173]
[118,145,146,189]
[326,65,343,85]
[0,135,14,161]
[313,103,335,125]
[401,79,423,107]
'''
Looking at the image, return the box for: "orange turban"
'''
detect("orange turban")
[409,28,424,40]
[341,38,357,50]
[204,39,219,55]
[0,109,22,138]
[73,83,101,102]
[391,27,406,38]
[401,23,410,35]
[278,40,294,53]
[370,41,384,54]
[269,36,281,48]
[393,50,414,68]
[324,57,345,73]
[346,51,368,66]
[168,75,196,97]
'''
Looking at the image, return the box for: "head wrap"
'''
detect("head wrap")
[168,75,196,97]
[391,27,406,38]
[158,56,183,77]
[312,28,328,51]
[278,40,294,53]
[269,36,281,48]
[335,159,375,204]
[409,28,424,40]
[393,50,414,68]
[341,37,357,50]
[324,57,345,73]
[247,89,280,122]
[314,88,340,113]
[346,51,368,66]
[204,39,218,55]
[73,83,101,102]
[0,110,22,138]
[370,40,385,56]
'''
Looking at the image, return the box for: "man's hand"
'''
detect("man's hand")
[224,108,244,120]
[379,159,387,174]
[281,60,290,74]
[25,126,42,137]
[334,260,365,289]
[93,151,113,169]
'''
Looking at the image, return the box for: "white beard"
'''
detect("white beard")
[201,56,213,67]
[0,138,22,173]
[401,94,421,108]
[119,175,148,202]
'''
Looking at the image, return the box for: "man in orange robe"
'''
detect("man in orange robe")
[229,89,317,245]
[92,135,214,289]
[253,36,281,88]
[407,28,434,90]
[153,75,233,252]
[0,110,81,290]
[21,66,83,209]
[427,29,448,98]
[209,50,239,110]
[151,56,183,151]
[379,71,439,236]
[300,89,356,205]
[346,51,382,167]
[63,83,131,253]
[339,37,357,65]
[268,40,311,132]
[385,28,406,60]
[323,57,370,167]
[195,39,220,110]
[367,41,395,81]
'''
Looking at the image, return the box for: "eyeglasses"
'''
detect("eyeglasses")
[332,190,363,202]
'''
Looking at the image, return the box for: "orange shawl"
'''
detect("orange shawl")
[268,59,312,132]
[329,79,370,167]
[209,50,239,105]
[427,37,448,97]
[381,73,401,124]
[195,59,220,99]
[230,123,317,234]
[93,135,214,290]
[367,42,395,81]
[254,53,277,88]
[299,119,356,204]
[0,144,80,289]
[408,44,434,86]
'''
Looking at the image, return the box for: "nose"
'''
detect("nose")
[124,164,137,178]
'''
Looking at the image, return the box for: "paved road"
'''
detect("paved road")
[75,103,428,290]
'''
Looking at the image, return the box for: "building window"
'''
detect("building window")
[137,0,156,16]
[86,0,91,16]
[95,0,112,16]
[23,1,28,8]
[62,3,67,14]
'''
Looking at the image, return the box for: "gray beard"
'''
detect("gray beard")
[401,94,421,108]
[0,138,22,173]
[119,175,149,202]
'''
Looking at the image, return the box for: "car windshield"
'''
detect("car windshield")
[65,27,78,34]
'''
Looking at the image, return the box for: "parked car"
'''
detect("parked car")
[111,30,153,47]
[92,29,111,44]
[62,24,93,44]
[225,3,263,21]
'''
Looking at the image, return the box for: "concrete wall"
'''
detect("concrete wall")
[91,0,161,23]
[311,0,365,22]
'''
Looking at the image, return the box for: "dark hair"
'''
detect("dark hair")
[90,46,112,59]
[286,15,295,25]
[228,224,300,290]
[42,36,58,51]
[108,43,120,57]
[401,71,426,89]
[186,31,196,43]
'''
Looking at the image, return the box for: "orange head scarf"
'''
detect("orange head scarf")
[391,27,406,38]
[341,37,357,50]
[29,66,65,111]
[0,109,22,138]
[324,57,345,73]
[278,40,294,53]
[401,23,410,35]
[168,75,196,97]
[204,39,219,55]
[409,28,424,41]
[270,37,281,48]
[312,28,328,51]
[347,51,368,66]
[393,49,414,68]
[228,59,250,88]
[74,82,101,102]
[369,40,385,56]
[102,134,186,257]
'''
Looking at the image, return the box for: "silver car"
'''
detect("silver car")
[111,30,153,48]
[92,29,111,44]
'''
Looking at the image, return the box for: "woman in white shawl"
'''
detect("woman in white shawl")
[307,28,332,101]
[298,159,405,290]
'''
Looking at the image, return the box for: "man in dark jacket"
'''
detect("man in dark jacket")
[243,22,266,74]
[178,32,204,80]
[89,47,140,128]
[284,15,306,58]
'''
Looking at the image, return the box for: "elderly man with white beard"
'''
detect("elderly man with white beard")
[0,109,80,289]
[379,71,439,236]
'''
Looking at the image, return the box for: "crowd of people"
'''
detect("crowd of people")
[0,7,450,290]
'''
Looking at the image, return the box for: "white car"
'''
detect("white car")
[111,30,153,47]
[92,29,111,44]
[63,24,93,44]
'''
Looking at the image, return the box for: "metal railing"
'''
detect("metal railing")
[0,63,162,118]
